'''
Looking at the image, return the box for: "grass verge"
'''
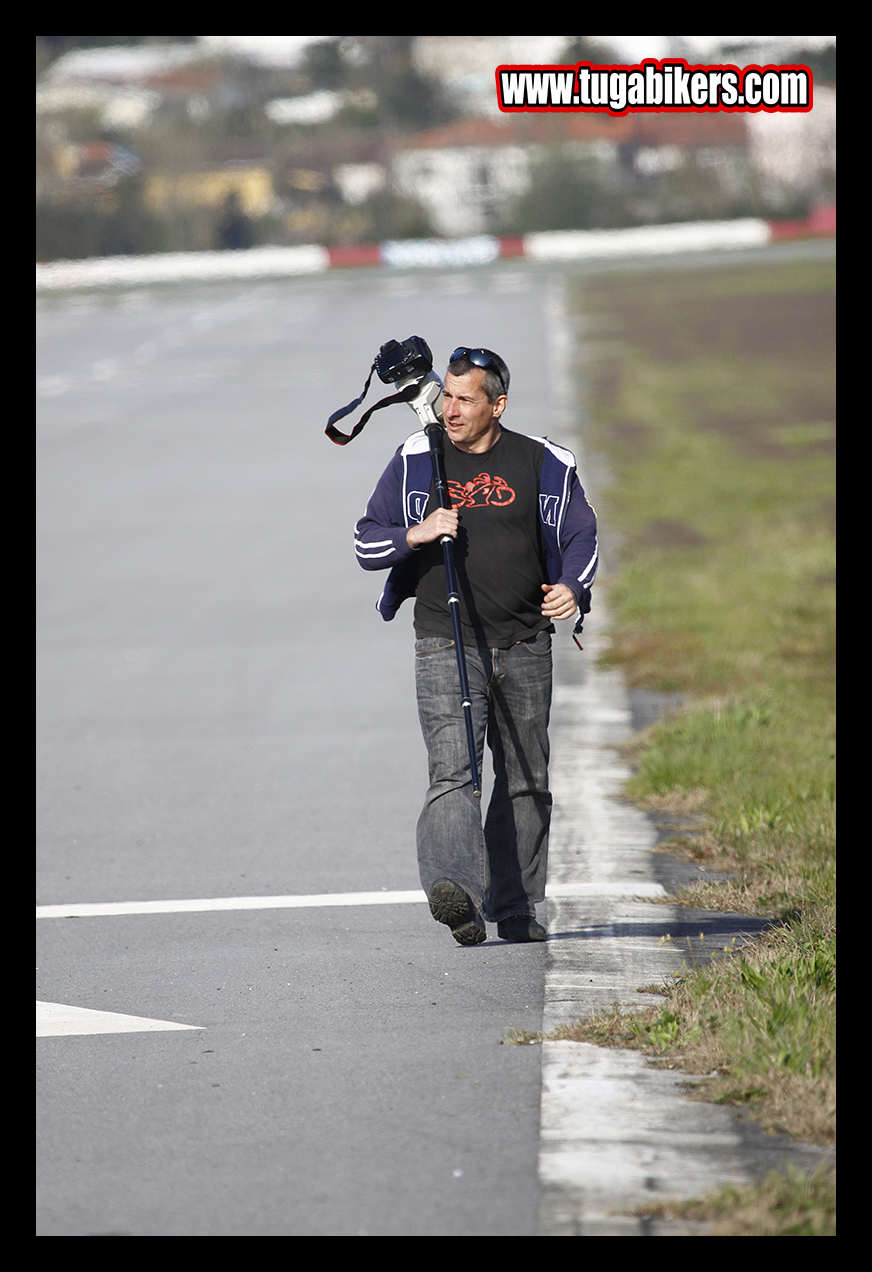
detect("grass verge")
[524,253,835,1232]
[633,1162,836,1236]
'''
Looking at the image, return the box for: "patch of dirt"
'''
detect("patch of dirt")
[636,519,707,549]
[703,409,836,459]
[587,274,836,461]
[589,276,835,366]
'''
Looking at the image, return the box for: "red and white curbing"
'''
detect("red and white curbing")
[36,208,834,292]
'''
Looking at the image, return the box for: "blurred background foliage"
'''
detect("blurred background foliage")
[36,35,836,261]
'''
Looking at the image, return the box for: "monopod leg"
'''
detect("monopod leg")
[425,422,482,799]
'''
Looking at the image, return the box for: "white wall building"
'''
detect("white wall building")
[745,86,836,202]
[391,141,531,236]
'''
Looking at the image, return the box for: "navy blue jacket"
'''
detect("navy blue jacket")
[354,427,598,637]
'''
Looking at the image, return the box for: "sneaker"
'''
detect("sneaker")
[497,915,546,943]
[428,879,487,946]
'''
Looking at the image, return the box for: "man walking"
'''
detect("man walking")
[354,347,598,945]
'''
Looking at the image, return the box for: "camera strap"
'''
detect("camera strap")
[326,361,420,446]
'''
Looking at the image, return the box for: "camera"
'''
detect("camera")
[375,336,433,385]
[326,334,441,445]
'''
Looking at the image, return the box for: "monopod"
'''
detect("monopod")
[326,337,482,799]
[407,379,483,800]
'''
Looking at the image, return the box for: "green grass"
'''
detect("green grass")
[542,254,836,1231]
[525,906,835,1146]
[579,258,836,924]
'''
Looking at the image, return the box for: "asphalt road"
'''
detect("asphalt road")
[39,242,835,1236]
[37,264,570,1236]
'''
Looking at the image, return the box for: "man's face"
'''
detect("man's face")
[441,368,506,454]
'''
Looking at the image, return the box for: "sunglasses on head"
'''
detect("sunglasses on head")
[449,347,507,394]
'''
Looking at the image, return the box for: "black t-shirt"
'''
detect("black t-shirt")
[413,428,551,648]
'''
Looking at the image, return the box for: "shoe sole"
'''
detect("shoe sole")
[428,879,487,946]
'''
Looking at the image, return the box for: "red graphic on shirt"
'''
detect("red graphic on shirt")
[448,473,516,508]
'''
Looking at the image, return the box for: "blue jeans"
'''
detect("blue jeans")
[414,629,553,924]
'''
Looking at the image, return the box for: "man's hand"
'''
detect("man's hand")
[541,583,577,621]
[406,507,459,549]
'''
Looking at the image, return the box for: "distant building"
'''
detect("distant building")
[144,167,275,219]
[388,111,750,236]
[36,41,227,133]
[333,163,387,206]
[745,86,836,202]
[390,119,530,236]
[51,140,142,184]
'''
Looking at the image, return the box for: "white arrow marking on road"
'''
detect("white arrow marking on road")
[37,1001,203,1037]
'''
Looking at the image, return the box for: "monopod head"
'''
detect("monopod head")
[325,335,441,445]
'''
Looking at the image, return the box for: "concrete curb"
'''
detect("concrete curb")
[541,618,833,1235]
[36,209,835,292]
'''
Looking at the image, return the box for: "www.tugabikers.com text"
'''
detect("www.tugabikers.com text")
[496,59,813,115]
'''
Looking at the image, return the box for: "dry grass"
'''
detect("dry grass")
[634,1163,836,1236]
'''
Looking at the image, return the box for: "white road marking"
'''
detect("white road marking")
[37,1001,202,1037]
[36,882,663,920]
[36,890,426,918]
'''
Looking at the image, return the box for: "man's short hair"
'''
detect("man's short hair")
[447,348,510,403]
